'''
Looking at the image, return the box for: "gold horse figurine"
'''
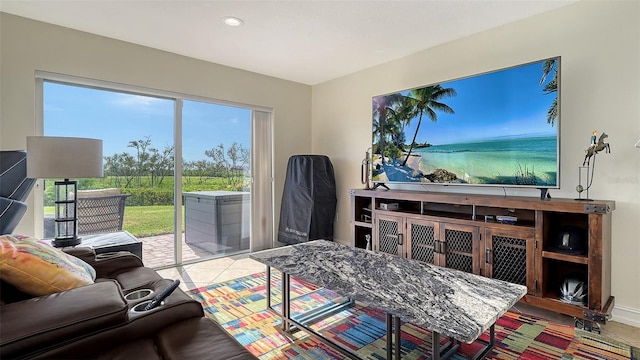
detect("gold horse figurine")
[583,132,610,166]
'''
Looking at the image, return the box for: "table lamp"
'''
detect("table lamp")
[26,136,103,247]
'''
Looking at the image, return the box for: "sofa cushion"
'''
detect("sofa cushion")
[18,279,207,359]
[93,339,161,360]
[156,317,258,359]
[0,234,96,296]
[106,265,163,291]
[0,280,128,359]
[40,318,258,360]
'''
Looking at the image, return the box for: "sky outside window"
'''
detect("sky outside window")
[44,82,251,162]
[182,100,251,162]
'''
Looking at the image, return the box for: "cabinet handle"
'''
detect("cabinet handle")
[440,241,446,254]
[485,248,491,265]
[434,240,440,254]
[398,233,403,245]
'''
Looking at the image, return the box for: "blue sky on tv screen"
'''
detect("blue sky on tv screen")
[397,60,557,146]
[43,82,251,162]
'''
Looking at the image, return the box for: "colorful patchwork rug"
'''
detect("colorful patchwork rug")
[189,272,637,359]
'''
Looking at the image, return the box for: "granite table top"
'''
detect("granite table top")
[250,240,527,343]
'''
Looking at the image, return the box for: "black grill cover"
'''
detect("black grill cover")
[278,155,337,244]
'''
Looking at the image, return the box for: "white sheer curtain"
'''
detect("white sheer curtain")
[250,110,274,251]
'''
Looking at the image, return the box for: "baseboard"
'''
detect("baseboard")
[611,304,640,328]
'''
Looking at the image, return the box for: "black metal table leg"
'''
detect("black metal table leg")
[263,267,497,360]
[395,316,401,360]
[470,324,495,360]
[432,331,440,360]
[266,266,271,309]
[282,272,291,331]
[387,313,393,360]
[490,324,495,347]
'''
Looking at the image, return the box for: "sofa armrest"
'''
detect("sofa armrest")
[63,246,97,264]
[0,280,128,359]
[92,251,145,278]
[63,247,144,279]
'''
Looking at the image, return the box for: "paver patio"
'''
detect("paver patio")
[140,233,247,269]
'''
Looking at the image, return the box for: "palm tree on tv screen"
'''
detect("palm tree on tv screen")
[385,106,410,156]
[539,58,559,126]
[373,93,405,165]
[401,85,456,167]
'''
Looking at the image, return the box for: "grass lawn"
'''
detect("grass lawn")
[44,205,183,238]
[123,205,185,238]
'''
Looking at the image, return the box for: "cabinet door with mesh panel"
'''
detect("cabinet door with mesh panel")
[440,223,480,274]
[483,227,536,294]
[374,213,403,256]
[407,218,440,265]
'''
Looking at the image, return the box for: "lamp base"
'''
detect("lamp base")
[54,179,79,243]
[52,237,82,248]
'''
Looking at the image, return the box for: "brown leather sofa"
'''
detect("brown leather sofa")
[0,248,257,360]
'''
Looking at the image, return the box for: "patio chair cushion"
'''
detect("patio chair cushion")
[0,234,96,296]
[76,188,122,198]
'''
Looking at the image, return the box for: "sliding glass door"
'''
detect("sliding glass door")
[39,74,272,268]
[181,100,251,262]
[43,81,177,267]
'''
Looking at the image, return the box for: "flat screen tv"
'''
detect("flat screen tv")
[372,56,560,190]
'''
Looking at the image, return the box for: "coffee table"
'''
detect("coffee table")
[250,240,526,360]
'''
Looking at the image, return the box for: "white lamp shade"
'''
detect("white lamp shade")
[26,136,103,179]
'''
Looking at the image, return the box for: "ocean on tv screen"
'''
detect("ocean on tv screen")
[372,135,558,187]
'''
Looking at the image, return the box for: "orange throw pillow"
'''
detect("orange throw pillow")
[0,234,96,296]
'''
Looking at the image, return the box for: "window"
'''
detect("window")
[36,72,273,267]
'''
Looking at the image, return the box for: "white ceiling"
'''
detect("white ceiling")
[0,0,576,85]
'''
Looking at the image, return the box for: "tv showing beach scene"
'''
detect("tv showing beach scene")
[372,56,560,188]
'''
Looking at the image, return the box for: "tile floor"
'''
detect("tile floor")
[157,255,640,349]
[155,253,266,291]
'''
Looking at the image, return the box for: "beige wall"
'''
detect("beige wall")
[2,1,639,326]
[312,1,640,325]
[0,13,312,237]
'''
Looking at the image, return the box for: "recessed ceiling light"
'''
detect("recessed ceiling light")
[222,16,244,27]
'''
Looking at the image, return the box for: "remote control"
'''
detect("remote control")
[144,279,180,311]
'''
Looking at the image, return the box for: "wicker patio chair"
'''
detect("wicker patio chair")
[76,188,130,235]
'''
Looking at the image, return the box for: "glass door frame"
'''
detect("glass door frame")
[35,71,274,267]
